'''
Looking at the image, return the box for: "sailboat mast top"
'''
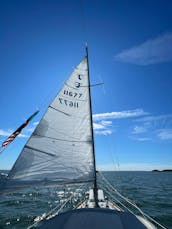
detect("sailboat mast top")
[85,45,99,208]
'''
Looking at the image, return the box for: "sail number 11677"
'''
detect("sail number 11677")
[63,90,82,98]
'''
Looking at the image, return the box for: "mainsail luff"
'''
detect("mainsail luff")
[7,57,95,187]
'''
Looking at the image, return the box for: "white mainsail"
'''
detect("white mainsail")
[7,57,95,186]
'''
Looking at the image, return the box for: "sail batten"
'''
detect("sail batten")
[25,146,57,157]
[49,106,71,116]
[7,57,95,187]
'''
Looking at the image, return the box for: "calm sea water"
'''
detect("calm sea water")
[0,171,171,229]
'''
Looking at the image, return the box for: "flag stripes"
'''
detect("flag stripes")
[1,110,39,148]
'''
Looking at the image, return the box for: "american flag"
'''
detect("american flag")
[1,110,39,148]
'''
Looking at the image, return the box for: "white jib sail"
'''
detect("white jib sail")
[8,57,95,185]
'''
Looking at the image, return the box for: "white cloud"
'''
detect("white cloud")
[93,109,148,136]
[158,129,172,140]
[114,32,172,65]
[33,121,39,126]
[94,120,112,135]
[132,114,172,141]
[131,137,151,142]
[95,130,112,135]
[18,133,28,138]
[26,127,35,133]
[93,123,105,130]
[93,109,148,121]
[0,129,13,137]
[97,163,172,171]
[101,121,112,126]
[93,121,112,130]
[135,114,172,123]
[132,126,147,134]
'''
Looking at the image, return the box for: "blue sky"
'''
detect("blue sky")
[0,0,172,170]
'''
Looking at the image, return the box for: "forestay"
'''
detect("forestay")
[7,57,95,186]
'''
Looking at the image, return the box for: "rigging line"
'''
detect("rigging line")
[64,76,102,89]
[64,82,89,90]
[74,199,87,209]
[27,183,85,229]
[27,195,73,229]
[100,178,141,215]
[106,136,119,171]
[46,183,86,220]
[100,172,142,209]
[99,172,146,212]
[106,135,122,183]
[98,74,106,95]
[104,188,135,215]
[99,172,168,229]
[64,82,80,90]
[34,133,91,143]
[90,83,104,87]
[66,82,104,88]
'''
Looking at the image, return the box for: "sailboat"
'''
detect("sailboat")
[1,47,167,229]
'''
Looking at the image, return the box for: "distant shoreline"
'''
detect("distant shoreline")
[152,169,172,172]
[1,170,172,173]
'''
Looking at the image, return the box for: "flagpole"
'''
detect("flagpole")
[1,110,39,151]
